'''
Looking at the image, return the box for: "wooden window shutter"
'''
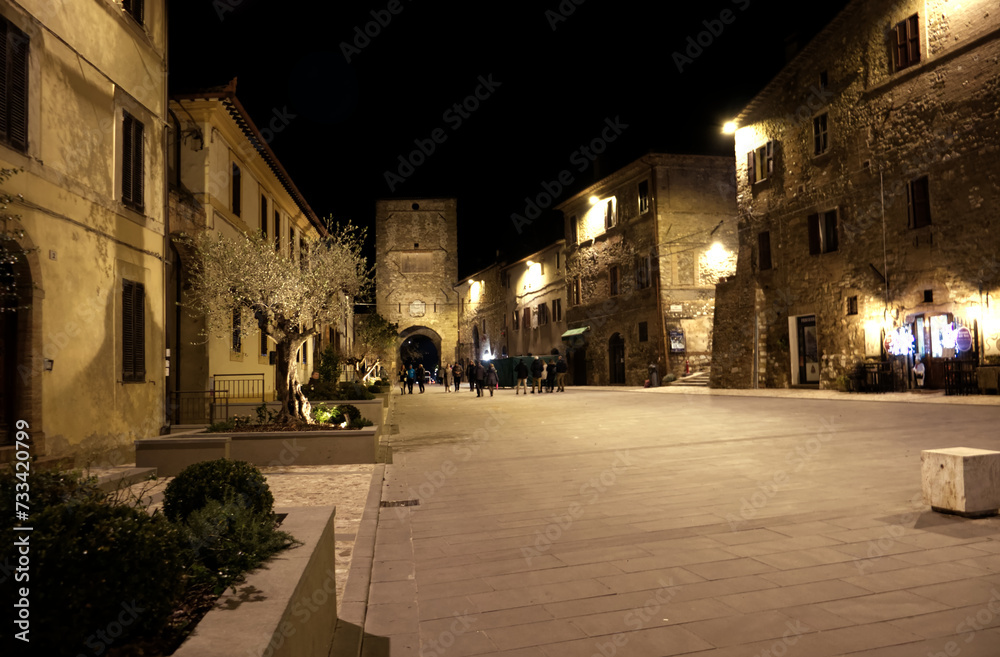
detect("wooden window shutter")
[747,150,756,185]
[824,210,839,252]
[766,141,775,176]
[8,23,28,152]
[895,21,909,69]
[232,164,242,217]
[0,21,8,145]
[134,282,145,380]
[122,114,133,204]
[122,112,143,210]
[122,280,145,382]
[906,15,920,66]
[132,118,144,209]
[807,213,821,255]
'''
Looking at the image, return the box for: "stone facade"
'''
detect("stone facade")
[558,154,736,386]
[375,198,459,372]
[0,0,168,461]
[712,0,1000,390]
[503,242,568,360]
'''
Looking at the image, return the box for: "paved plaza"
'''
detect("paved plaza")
[339,386,1000,656]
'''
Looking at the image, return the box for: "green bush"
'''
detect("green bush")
[181,494,298,593]
[0,471,185,654]
[349,416,374,429]
[338,381,375,400]
[312,402,345,425]
[304,378,340,400]
[162,459,274,523]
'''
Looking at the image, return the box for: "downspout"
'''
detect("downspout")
[161,13,171,433]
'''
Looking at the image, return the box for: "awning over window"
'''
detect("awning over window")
[561,326,590,338]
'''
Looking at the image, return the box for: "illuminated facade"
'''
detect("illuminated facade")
[557,154,737,386]
[167,84,333,408]
[503,241,568,360]
[712,0,1000,390]
[0,0,168,461]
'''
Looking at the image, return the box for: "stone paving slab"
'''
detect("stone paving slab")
[348,386,1000,656]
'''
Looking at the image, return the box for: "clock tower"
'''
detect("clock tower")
[375,199,459,372]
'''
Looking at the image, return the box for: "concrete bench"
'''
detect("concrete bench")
[135,437,230,477]
[921,447,1000,518]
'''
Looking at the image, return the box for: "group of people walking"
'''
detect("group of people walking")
[398,355,567,397]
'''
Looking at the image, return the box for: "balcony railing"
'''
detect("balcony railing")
[212,373,269,402]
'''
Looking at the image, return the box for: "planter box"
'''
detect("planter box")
[175,506,338,657]
[134,437,230,477]
[922,447,1000,517]
[227,428,379,467]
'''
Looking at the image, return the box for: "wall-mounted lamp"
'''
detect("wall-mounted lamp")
[43,359,54,371]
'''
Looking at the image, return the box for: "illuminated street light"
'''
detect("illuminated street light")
[722,121,737,134]
[588,195,600,205]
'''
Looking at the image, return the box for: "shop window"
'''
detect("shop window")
[907,176,931,228]
[122,280,145,382]
[748,141,775,184]
[813,114,829,155]
[0,18,29,153]
[807,210,838,254]
[893,14,920,72]
[758,231,773,271]
[846,296,858,316]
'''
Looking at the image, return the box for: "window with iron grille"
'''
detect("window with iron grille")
[807,210,839,255]
[893,14,920,72]
[122,111,144,211]
[122,280,145,382]
[907,176,931,228]
[813,114,829,155]
[232,163,242,217]
[758,231,773,271]
[232,307,242,352]
[0,18,29,153]
[123,0,144,25]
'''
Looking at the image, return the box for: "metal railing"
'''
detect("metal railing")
[212,373,268,402]
[170,390,229,425]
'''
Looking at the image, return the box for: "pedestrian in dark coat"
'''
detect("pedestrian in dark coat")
[452,362,464,390]
[416,364,426,393]
[514,359,529,395]
[474,361,486,397]
[530,356,544,394]
[546,358,557,392]
[485,363,499,396]
[556,355,568,391]
[468,359,476,392]
[405,365,415,394]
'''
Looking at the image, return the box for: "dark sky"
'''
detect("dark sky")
[169,0,851,277]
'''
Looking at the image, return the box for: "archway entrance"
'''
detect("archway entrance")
[0,239,31,445]
[609,332,626,385]
[398,326,443,380]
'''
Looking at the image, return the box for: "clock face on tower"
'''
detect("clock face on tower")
[409,300,426,317]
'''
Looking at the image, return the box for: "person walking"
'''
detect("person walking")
[514,359,529,395]
[485,363,499,396]
[405,364,415,394]
[398,367,406,395]
[556,355,568,392]
[474,361,486,397]
[416,364,426,393]
[546,358,557,393]
[452,362,464,393]
[442,362,451,392]
[468,359,476,392]
[530,355,543,394]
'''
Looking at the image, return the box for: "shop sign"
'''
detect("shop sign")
[955,326,973,352]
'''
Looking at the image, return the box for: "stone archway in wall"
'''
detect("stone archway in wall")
[398,326,443,373]
[0,233,44,460]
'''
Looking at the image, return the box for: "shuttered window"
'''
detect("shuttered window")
[894,15,920,71]
[807,210,839,255]
[123,0,144,25]
[122,280,145,382]
[748,141,775,184]
[122,111,144,211]
[0,19,28,153]
[232,163,242,217]
[907,176,931,228]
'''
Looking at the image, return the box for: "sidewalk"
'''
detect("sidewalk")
[582,384,1000,406]
[344,385,1000,656]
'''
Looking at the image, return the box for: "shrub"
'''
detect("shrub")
[338,404,361,422]
[338,381,375,400]
[0,471,185,654]
[162,459,274,523]
[349,416,374,429]
[304,378,340,401]
[663,372,677,383]
[181,493,299,593]
[312,402,345,425]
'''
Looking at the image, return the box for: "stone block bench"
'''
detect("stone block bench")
[921,447,1000,518]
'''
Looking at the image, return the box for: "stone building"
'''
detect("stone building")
[375,198,459,372]
[712,0,1000,390]
[503,241,568,361]
[455,263,505,366]
[167,83,334,412]
[557,154,737,386]
[0,0,167,461]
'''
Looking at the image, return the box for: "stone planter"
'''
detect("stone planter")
[174,506,338,657]
[135,437,230,477]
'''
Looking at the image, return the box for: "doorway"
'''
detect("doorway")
[609,333,626,384]
[796,315,819,384]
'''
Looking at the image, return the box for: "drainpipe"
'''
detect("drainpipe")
[161,18,171,434]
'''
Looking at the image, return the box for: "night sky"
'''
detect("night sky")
[169,1,851,278]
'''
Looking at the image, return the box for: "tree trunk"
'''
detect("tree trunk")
[275,333,312,423]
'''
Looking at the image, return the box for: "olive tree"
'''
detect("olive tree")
[185,223,369,422]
